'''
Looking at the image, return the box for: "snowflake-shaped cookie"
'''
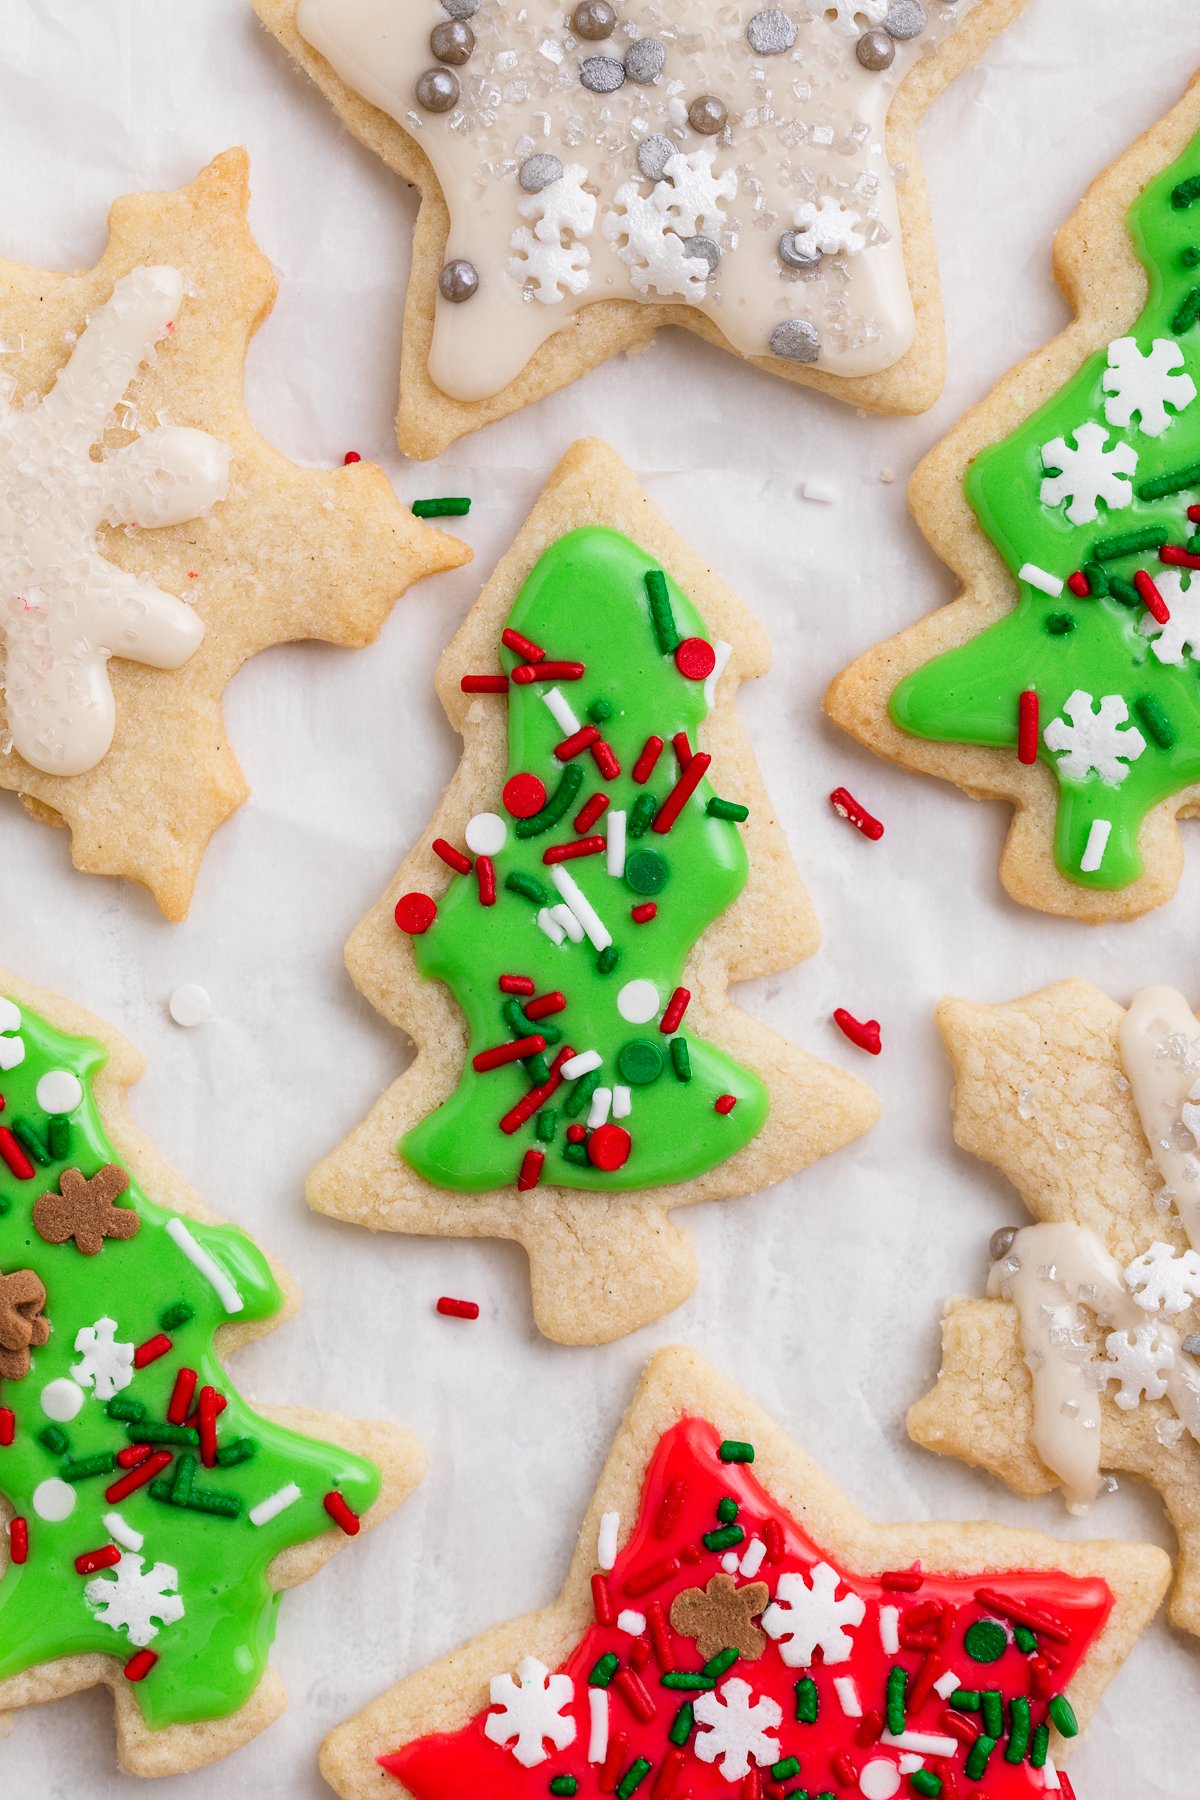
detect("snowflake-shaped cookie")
[1039,421,1138,525]
[1102,336,1196,438]
[791,196,866,260]
[603,186,711,300]
[1140,569,1200,665]
[1042,690,1147,787]
[1103,1323,1175,1409]
[84,1552,185,1646]
[1123,1241,1200,1315]
[692,1676,782,1780]
[653,149,738,241]
[761,1559,866,1666]
[71,1315,135,1402]
[484,1657,576,1767]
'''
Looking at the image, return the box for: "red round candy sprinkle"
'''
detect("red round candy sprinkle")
[587,1124,632,1172]
[503,772,548,819]
[394,891,437,935]
[675,637,716,681]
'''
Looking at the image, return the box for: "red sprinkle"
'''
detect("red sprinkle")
[566,1124,587,1144]
[881,1567,924,1591]
[499,974,535,995]
[198,1385,220,1468]
[587,1124,631,1171]
[762,1516,784,1563]
[592,1572,614,1623]
[599,1732,628,1794]
[503,773,548,819]
[1066,570,1091,597]
[592,740,621,781]
[633,738,665,785]
[133,1335,172,1369]
[575,793,610,833]
[543,836,606,864]
[473,1034,546,1073]
[631,902,657,924]
[1161,544,1200,569]
[124,1649,158,1682]
[660,987,691,1034]
[1018,688,1039,765]
[476,856,497,906]
[433,837,472,875]
[675,637,717,681]
[1058,1773,1078,1800]
[1189,503,1200,522]
[855,1710,884,1747]
[829,787,884,842]
[1030,1655,1055,1698]
[831,1750,857,1787]
[653,751,712,835]
[908,1652,944,1713]
[652,1747,686,1799]
[343,451,361,464]
[672,731,692,768]
[167,1368,198,1426]
[116,1444,152,1469]
[323,1490,362,1535]
[1135,568,1171,623]
[75,1545,121,1575]
[517,1148,545,1191]
[105,1450,172,1503]
[623,1553,680,1596]
[714,1094,737,1115]
[556,726,601,760]
[460,674,508,693]
[525,991,566,1021]
[436,1296,480,1320]
[614,1667,656,1723]
[974,1586,1070,1642]
[833,1009,881,1055]
[940,1709,979,1745]
[646,1600,675,1671]
[395,892,437,935]
[8,1517,27,1564]
[654,1480,688,1540]
[502,627,546,663]
[0,1408,13,1447]
[498,1044,575,1135]
[511,661,586,684]
[0,1128,34,1180]
[741,1768,762,1800]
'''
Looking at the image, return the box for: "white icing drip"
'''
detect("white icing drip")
[296,0,978,404]
[1120,985,1200,1250]
[0,266,230,775]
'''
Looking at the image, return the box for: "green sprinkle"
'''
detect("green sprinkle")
[625,849,669,895]
[550,1780,578,1798]
[949,1689,980,1711]
[964,1618,1007,1663]
[1135,692,1176,748]
[617,1040,664,1086]
[616,1758,651,1800]
[63,1452,117,1482]
[701,1646,740,1677]
[771,1758,801,1781]
[645,569,681,655]
[411,497,470,517]
[515,764,584,838]
[588,697,615,724]
[536,1108,558,1143]
[1012,1624,1038,1654]
[719,1439,754,1463]
[1005,1694,1031,1763]
[701,1527,744,1554]
[1172,287,1200,335]
[163,1453,195,1508]
[563,1141,590,1166]
[1082,560,1109,596]
[106,1395,145,1422]
[794,1675,818,1722]
[1136,458,1200,500]
[186,1486,243,1517]
[885,1664,908,1735]
[523,1052,552,1085]
[596,946,621,975]
[964,1735,996,1781]
[669,1701,695,1744]
[46,1116,71,1161]
[1030,1723,1050,1769]
[717,1496,739,1523]
[1189,531,1200,554]
[506,870,553,905]
[160,1301,194,1330]
[661,1671,712,1690]
[503,998,528,1034]
[1107,573,1141,607]
[564,1068,600,1119]
[537,1021,563,1045]
[669,1037,691,1082]
[214,1437,257,1467]
[1184,246,1200,268]
[1092,525,1168,560]
[38,1425,69,1455]
[706,796,749,821]
[1044,612,1075,635]
[590,1653,619,1687]
[981,1689,1003,1739]
[128,1421,199,1447]
[628,792,659,839]
[909,1773,942,1797]
[11,1119,51,1165]
[1172,174,1200,209]
[1048,1694,1078,1738]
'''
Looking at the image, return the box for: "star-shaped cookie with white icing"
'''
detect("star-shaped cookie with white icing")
[253,0,1028,458]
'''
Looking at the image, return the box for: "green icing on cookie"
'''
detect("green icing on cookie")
[0,997,380,1728]
[402,526,766,1191]
[890,131,1200,889]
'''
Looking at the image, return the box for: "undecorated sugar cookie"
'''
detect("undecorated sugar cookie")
[912,977,1200,1643]
[307,439,879,1345]
[0,971,425,1776]
[827,79,1200,921]
[0,149,469,918]
[319,1346,1169,1800]
[253,0,1029,457]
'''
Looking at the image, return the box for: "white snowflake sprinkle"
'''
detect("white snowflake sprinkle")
[1102,1322,1174,1409]
[517,163,596,244]
[824,0,888,35]
[72,1316,135,1402]
[1123,1240,1200,1315]
[1040,421,1137,525]
[1042,691,1146,787]
[604,185,711,299]
[484,1657,576,1767]
[85,1552,184,1646]
[761,1560,865,1666]
[1102,337,1196,438]
[1140,569,1200,665]
[508,165,595,304]
[791,195,865,259]
[692,1677,782,1780]
[653,149,738,240]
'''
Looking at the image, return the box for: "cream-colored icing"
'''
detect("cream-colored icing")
[1119,985,1200,1251]
[990,1221,1200,1513]
[0,265,230,777]
[297,0,977,403]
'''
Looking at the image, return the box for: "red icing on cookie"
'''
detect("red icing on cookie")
[381,1418,1111,1797]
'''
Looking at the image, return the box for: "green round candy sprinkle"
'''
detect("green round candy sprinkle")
[618,1039,664,1086]
[625,848,669,895]
[964,1618,1008,1663]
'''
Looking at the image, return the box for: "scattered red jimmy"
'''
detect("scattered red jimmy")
[833,1010,882,1056]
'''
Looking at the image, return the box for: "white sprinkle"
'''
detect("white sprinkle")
[880,467,896,484]
[165,1217,243,1313]
[249,1482,303,1527]
[551,866,612,950]
[1019,561,1064,598]
[169,983,212,1028]
[833,1676,861,1717]
[933,1669,962,1700]
[721,1551,740,1573]
[32,1478,76,1522]
[41,1378,84,1422]
[617,1609,646,1635]
[704,639,732,712]
[878,1603,900,1655]
[543,685,581,737]
[897,1756,924,1776]
[606,808,627,878]
[562,1049,602,1081]
[859,1762,901,1800]
[739,1537,766,1578]
[617,979,660,1024]
[550,902,585,943]
[465,811,507,856]
[36,1070,83,1114]
[1080,817,1112,873]
[588,1688,609,1762]
[597,1509,620,1569]
[881,1730,959,1757]
[612,1085,631,1120]
[801,477,838,504]
[104,1510,143,1551]
[1043,1755,1061,1791]
[536,907,567,946]
[587,1086,613,1129]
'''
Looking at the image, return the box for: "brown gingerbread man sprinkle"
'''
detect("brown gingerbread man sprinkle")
[33,1164,140,1256]
[0,1269,50,1380]
[669,1572,769,1663]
